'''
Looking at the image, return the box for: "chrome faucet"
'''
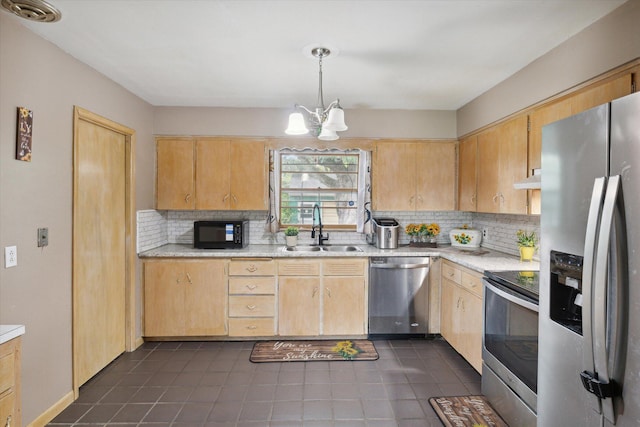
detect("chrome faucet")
[311,203,329,245]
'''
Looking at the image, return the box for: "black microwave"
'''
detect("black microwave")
[194,220,248,249]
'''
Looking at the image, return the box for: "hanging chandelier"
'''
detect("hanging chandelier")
[285,47,348,141]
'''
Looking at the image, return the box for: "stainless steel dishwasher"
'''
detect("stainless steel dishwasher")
[368,256,430,338]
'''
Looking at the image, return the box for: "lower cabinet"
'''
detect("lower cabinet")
[228,259,276,337]
[278,259,367,337]
[0,337,21,427]
[144,260,227,337]
[440,260,483,372]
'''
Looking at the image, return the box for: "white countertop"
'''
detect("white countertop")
[0,325,25,345]
[139,244,539,274]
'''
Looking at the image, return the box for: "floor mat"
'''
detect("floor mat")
[250,339,378,362]
[429,395,509,427]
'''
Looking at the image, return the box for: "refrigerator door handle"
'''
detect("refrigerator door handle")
[581,177,607,413]
[592,175,626,423]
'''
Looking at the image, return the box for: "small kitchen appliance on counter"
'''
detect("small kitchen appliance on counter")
[371,217,399,249]
[194,220,248,249]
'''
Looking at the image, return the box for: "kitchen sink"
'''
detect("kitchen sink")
[281,245,363,253]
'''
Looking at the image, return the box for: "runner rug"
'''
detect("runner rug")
[250,340,378,363]
[428,395,509,427]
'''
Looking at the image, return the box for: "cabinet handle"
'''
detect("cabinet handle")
[312,287,318,298]
[471,194,476,203]
[246,284,257,290]
[409,195,415,206]
[223,194,230,202]
[186,273,192,284]
[247,325,257,330]
[499,193,505,204]
[176,275,181,284]
[232,194,238,205]
[456,297,461,308]
[246,264,258,273]
[326,288,332,298]
[5,415,11,427]
[492,194,499,204]
[185,193,192,203]
[246,304,257,310]
[417,195,424,204]
[447,271,454,277]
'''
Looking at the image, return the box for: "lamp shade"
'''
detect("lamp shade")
[323,106,348,132]
[318,127,339,141]
[285,112,309,135]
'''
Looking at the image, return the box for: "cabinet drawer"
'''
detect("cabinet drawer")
[229,277,275,295]
[278,260,320,276]
[0,353,14,394]
[323,259,366,276]
[460,271,483,297]
[441,262,461,284]
[228,318,274,337]
[228,260,275,276]
[229,295,275,317]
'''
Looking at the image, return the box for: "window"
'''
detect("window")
[278,150,362,228]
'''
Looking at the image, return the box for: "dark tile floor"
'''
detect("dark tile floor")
[48,338,480,427]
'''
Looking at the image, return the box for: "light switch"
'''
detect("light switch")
[38,228,48,247]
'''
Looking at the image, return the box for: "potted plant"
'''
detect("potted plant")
[284,226,299,247]
[516,229,538,262]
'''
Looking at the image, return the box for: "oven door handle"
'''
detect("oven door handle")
[483,280,539,313]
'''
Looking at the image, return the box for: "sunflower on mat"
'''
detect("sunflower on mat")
[332,340,362,360]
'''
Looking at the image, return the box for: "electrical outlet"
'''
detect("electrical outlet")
[482,228,489,240]
[38,228,49,247]
[5,246,17,268]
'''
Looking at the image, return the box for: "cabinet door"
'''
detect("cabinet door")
[156,139,195,210]
[458,136,477,212]
[458,290,483,373]
[144,261,186,337]
[415,142,456,211]
[372,141,415,211]
[195,139,231,210]
[323,277,365,335]
[185,260,227,336]
[440,278,459,349]
[497,115,528,215]
[0,392,15,427]
[278,277,320,336]
[230,140,267,210]
[476,128,500,213]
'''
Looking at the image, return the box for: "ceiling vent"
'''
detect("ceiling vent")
[1,0,61,23]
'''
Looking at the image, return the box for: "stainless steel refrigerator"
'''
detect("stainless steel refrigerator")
[539,90,640,425]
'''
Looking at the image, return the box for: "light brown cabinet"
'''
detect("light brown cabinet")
[228,260,276,337]
[277,259,367,337]
[373,141,456,211]
[477,115,528,214]
[156,137,267,210]
[144,260,227,337]
[0,337,21,427]
[440,260,483,373]
[458,135,477,212]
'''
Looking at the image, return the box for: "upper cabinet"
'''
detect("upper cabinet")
[528,73,632,214]
[373,140,456,211]
[477,115,528,214]
[458,135,477,212]
[156,137,267,210]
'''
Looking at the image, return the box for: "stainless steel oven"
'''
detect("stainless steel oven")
[482,270,539,427]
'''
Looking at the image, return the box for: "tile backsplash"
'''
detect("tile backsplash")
[137,209,540,258]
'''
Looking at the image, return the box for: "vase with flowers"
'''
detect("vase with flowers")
[406,223,440,247]
[516,229,538,261]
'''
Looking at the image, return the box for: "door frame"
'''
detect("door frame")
[72,106,136,397]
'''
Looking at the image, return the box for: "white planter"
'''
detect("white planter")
[285,235,298,247]
[449,228,482,248]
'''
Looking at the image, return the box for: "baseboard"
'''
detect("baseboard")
[134,336,144,349]
[27,390,74,427]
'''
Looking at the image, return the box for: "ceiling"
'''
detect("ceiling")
[8,0,627,110]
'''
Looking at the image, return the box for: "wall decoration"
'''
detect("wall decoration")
[16,107,33,162]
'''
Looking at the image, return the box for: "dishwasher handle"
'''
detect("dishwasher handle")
[370,262,429,269]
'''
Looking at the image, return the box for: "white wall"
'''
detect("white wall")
[457,0,640,135]
[0,13,155,424]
